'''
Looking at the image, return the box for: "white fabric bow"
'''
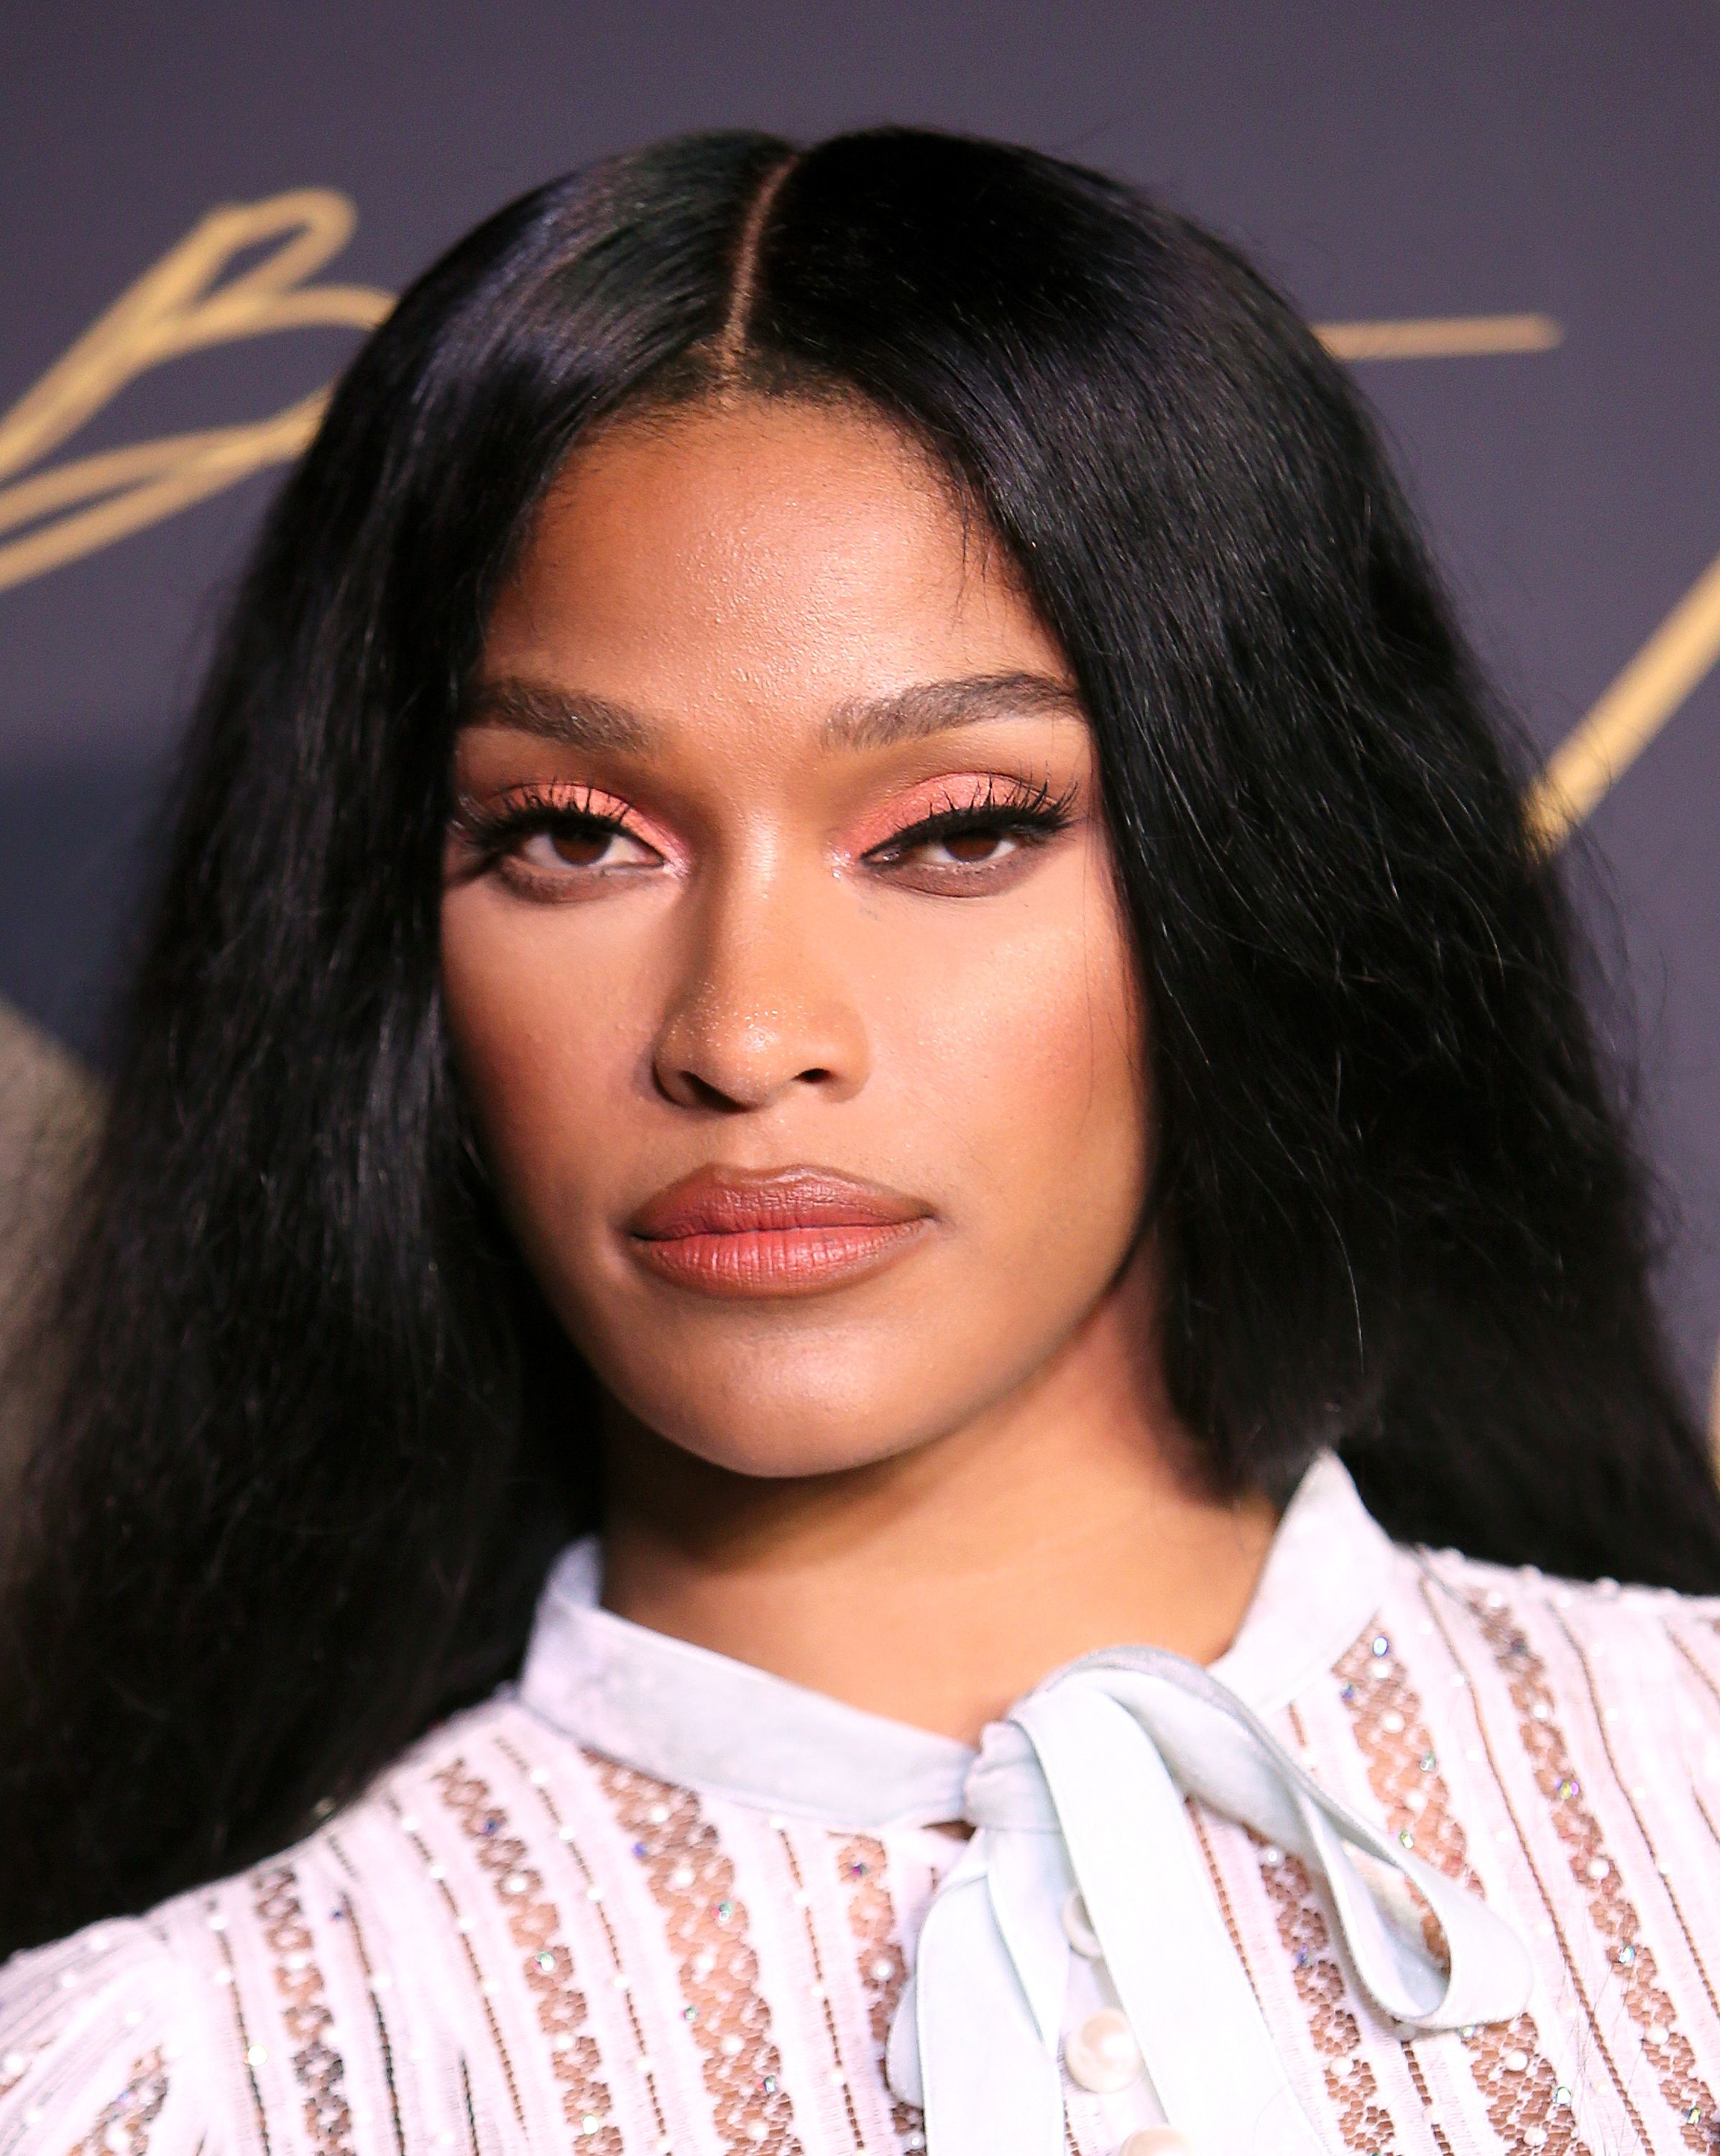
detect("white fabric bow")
[885,1649,1532,2156]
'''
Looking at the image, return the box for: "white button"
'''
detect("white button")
[1118,2132,1196,2156]
[1061,1889,1103,1959]
[1065,2009,1142,2093]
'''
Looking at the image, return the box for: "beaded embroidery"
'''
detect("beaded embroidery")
[252,1865,357,2156]
[1466,1595,1720,2155]
[834,1835,923,2151]
[595,1759,803,2156]
[1335,1628,1586,2156]
[63,2050,169,2156]
[430,1758,621,2152]
[1256,1839,1402,2155]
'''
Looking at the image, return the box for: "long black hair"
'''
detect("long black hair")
[4,126,1716,1955]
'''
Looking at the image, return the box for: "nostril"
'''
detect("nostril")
[660,1061,837,1110]
[676,1070,748,1112]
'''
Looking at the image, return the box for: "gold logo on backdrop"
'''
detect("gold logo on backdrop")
[0,190,391,596]
[0,191,1711,845]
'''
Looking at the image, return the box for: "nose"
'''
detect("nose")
[651,865,870,1112]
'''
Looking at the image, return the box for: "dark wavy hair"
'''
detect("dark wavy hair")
[4,124,1716,1955]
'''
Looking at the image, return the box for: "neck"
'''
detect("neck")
[599,1255,1278,1744]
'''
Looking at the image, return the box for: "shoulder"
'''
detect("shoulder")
[1369,1537,1720,1836]
[0,1689,607,2150]
[0,1899,219,2150]
[1410,1537,1720,1718]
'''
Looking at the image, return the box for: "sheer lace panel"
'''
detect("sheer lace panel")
[595,1759,804,2156]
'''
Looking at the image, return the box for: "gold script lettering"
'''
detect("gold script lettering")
[1314,313,1563,361]
[0,189,392,594]
[1525,548,1720,849]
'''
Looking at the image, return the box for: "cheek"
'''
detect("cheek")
[878,870,1150,1240]
[439,887,640,1207]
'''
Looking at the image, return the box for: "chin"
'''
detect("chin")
[681,1437,902,1483]
[612,1368,954,1483]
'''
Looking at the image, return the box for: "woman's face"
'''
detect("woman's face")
[441,394,1151,1478]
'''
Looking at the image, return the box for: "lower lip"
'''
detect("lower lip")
[630,1220,929,1298]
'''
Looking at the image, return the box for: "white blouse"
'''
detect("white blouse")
[6,1455,1720,2156]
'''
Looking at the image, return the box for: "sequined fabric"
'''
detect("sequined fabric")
[6,1473,1720,2156]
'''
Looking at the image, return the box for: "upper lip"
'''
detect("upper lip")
[629,1165,930,1240]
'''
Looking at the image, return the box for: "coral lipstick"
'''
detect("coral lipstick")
[627,1167,932,1298]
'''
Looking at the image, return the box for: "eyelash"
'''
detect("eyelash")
[450,772,1079,879]
[451,783,630,860]
[859,773,1079,863]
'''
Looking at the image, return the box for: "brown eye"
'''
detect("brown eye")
[549,825,616,866]
[516,821,660,874]
[860,779,1075,890]
[937,829,1010,862]
[906,824,1024,869]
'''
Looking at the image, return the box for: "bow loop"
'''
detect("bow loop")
[1087,1654,1534,2031]
[886,1649,1532,2156]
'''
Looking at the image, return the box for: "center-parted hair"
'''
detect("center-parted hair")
[4,127,1715,1952]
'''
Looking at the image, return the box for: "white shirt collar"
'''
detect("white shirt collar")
[516,1450,1396,1829]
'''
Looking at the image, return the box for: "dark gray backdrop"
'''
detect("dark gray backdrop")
[2,0,1716,1416]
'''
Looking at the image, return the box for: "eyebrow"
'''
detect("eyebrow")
[461,678,650,750]
[461,668,1084,752]
[822,671,1084,748]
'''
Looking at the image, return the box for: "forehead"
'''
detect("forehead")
[479,395,1070,742]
